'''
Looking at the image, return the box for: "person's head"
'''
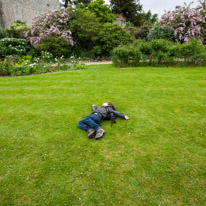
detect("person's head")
[102,102,116,110]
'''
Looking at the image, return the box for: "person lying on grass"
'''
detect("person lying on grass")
[78,102,129,140]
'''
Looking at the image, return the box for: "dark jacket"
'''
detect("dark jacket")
[92,105,125,120]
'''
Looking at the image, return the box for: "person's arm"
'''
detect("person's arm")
[112,109,129,120]
[92,105,98,112]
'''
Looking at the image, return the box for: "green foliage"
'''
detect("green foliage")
[0,38,38,59]
[147,22,175,42]
[139,10,158,25]
[133,40,152,58]
[134,23,152,40]
[37,36,72,57]
[70,7,132,57]
[71,62,88,70]
[112,45,142,67]
[0,38,27,58]
[150,39,173,64]
[177,38,206,64]
[88,0,114,23]
[0,56,49,76]
[70,7,100,50]
[40,51,54,63]
[0,28,8,39]
[110,0,143,26]
[92,23,133,57]
[112,39,206,67]
[0,54,87,76]
[7,20,30,38]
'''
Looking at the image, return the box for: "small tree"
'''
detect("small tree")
[88,0,114,23]
[147,22,175,42]
[69,7,100,50]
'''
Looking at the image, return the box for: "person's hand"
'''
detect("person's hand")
[125,115,129,120]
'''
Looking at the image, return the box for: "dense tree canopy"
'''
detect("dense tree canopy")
[110,0,143,26]
[88,0,114,23]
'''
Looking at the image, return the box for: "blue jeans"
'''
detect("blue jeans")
[78,113,102,131]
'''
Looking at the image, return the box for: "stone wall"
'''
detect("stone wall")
[0,0,60,28]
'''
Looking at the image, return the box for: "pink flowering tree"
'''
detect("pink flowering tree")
[25,9,74,47]
[160,1,206,43]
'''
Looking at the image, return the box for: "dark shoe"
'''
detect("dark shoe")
[87,128,96,139]
[95,128,105,140]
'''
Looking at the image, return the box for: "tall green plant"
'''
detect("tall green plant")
[92,23,133,57]
[88,0,114,23]
[7,20,30,39]
[0,28,8,39]
[70,7,100,50]
[147,22,175,42]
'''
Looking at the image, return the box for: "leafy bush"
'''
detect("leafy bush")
[70,7,100,51]
[0,28,8,39]
[70,7,133,57]
[112,39,206,67]
[92,23,133,57]
[37,36,72,57]
[134,23,151,40]
[147,22,175,42]
[112,45,142,67]
[7,21,30,39]
[71,62,88,70]
[150,39,174,64]
[88,0,114,23]
[132,40,152,60]
[0,38,38,59]
[39,51,54,63]
[0,38,27,58]
[177,38,206,64]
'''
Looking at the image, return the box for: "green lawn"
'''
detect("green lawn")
[0,65,206,206]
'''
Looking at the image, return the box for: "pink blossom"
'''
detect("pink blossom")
[160,0,206,43]
[24,9,74,46]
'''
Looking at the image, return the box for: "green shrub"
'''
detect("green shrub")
[0,38,27,58]
[150,39,173,64]
[71,62,88,70]
[112,45,142,67]
[112,39,206,67]
[7,20,30,39]
[70,7,100,51]
[134,24,152,40]
[178,38,205,63]
[0,28,8,39]
[37,36,72,58]
[0,38,38,59]
[132,40,152,59]
[88,0,114,23]
[147,22,175,42]
[70,7,132,57]
[92,23,133,57]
